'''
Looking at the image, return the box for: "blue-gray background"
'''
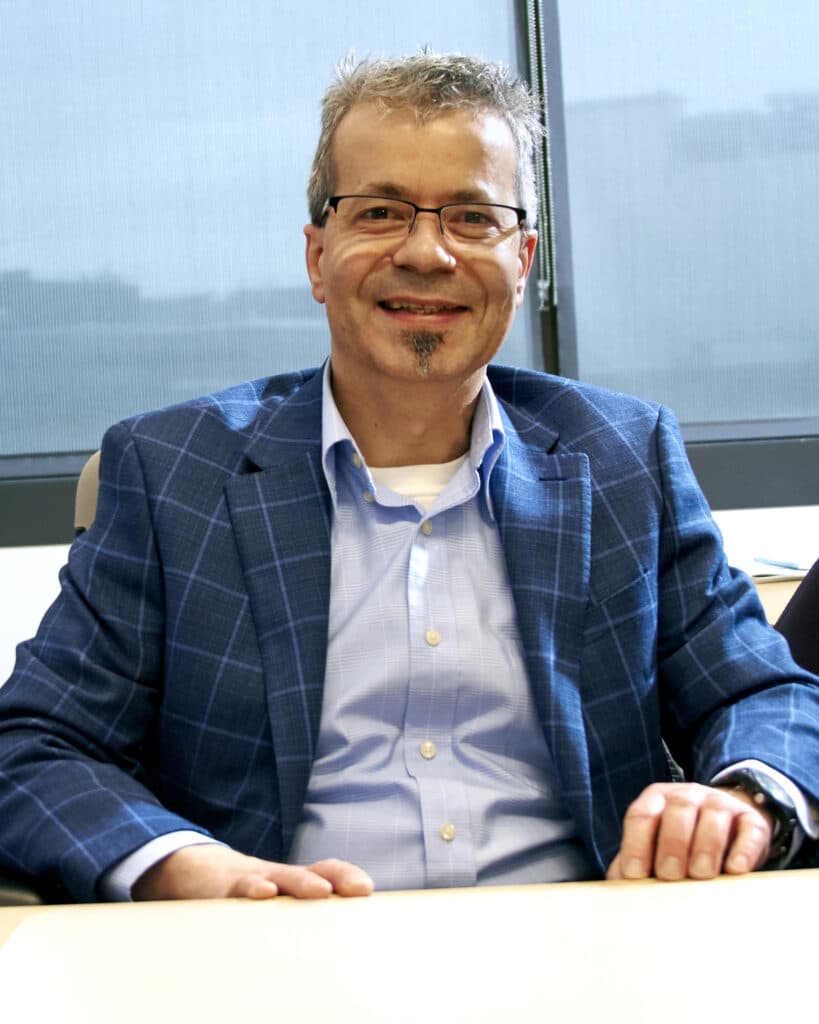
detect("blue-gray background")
[2,1,817,453]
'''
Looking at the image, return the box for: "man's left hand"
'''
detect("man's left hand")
[606,782,773,881]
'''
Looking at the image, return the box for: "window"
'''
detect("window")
[546,0,819,505]
[1,1,538,543]
[3,1,817,546]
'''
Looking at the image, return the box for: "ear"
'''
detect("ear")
[304,224,326,304]
[515,229,538,307]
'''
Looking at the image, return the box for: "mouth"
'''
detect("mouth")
[378,299,468,316]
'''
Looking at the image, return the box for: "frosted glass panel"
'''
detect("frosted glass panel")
[557,0,819,429]
[1,2,533,455]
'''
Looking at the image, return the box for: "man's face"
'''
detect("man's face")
[304,103,537,390]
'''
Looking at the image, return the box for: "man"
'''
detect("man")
[1,54,817,903]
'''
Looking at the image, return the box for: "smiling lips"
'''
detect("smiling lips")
[379,299,468,315]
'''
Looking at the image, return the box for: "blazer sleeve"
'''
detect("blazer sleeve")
[0,421,214,902]
[651,406,819,813]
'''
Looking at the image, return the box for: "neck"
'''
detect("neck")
[330,363,485,467]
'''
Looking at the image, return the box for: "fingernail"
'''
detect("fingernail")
[659,856,682,879]
[248,882,278,899]
[691,853,714,878]
[728,854,749,873]
[623,858,647,879]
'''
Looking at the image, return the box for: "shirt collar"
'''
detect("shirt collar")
[320,360,506,514]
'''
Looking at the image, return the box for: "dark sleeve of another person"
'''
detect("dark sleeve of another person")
[776,559,819,676]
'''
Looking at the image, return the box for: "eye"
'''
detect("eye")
[360,205,394,220]
[446,205,505,233]
[355,201,409,222]
[460,209,494,225]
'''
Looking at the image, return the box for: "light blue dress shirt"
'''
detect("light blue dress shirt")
[286,366,595,888]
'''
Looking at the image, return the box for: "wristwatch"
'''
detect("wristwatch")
[719,766,800,868]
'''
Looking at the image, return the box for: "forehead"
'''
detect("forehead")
[330,102,519,201]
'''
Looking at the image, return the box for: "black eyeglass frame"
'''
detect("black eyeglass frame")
[321,195,529,237]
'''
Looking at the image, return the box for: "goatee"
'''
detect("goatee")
[405,330,444,376]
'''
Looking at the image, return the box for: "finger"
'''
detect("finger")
[616,787,667,879]
[233,875,280,900]
[687,801,735,879]
[258,863,335,899]
[653,793,701,880]
[309,858,375,897]
[606,854,624,881]
[724,810,772,875]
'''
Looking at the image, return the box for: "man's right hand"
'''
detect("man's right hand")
[132,844,374,901]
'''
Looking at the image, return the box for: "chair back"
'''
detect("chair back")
[74,450,101,534]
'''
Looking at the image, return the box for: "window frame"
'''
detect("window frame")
[0,454,89,546]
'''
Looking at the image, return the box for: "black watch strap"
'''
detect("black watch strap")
[719,766,799,868]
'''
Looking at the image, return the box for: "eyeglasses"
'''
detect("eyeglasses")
[322,195,527,244]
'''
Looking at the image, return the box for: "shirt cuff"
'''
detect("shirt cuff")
[98,831,223,902]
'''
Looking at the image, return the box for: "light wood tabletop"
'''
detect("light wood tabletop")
[753,575,801,623]
[1,869,816,1023]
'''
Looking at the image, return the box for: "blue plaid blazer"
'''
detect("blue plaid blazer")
[2,365,818,900]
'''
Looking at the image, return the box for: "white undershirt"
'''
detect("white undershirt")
[370,454,468,512]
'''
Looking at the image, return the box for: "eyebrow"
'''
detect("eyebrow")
[356,182,497,204]
[357,182,405,199]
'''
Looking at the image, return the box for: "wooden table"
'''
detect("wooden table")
[1,870,816,1023]
[753,575,801,623]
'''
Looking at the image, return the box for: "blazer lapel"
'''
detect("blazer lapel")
[224,373,331,853]
[492,405,597,857]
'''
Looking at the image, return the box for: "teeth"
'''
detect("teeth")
[383,301,456,313]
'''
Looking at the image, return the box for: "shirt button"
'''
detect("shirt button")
[352,452,362,468]
[425,628,441,647]
[420,740,437,760]
[362,489,375,503]
[439,823,456,842]
[421,520,433,536]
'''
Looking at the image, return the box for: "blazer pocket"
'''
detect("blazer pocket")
[583,568,657,650]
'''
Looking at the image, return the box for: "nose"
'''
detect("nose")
[391,210,456,272]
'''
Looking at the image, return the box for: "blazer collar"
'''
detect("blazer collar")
[240,365,325,472]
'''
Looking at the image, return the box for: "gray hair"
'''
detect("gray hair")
[307,53,543,227]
